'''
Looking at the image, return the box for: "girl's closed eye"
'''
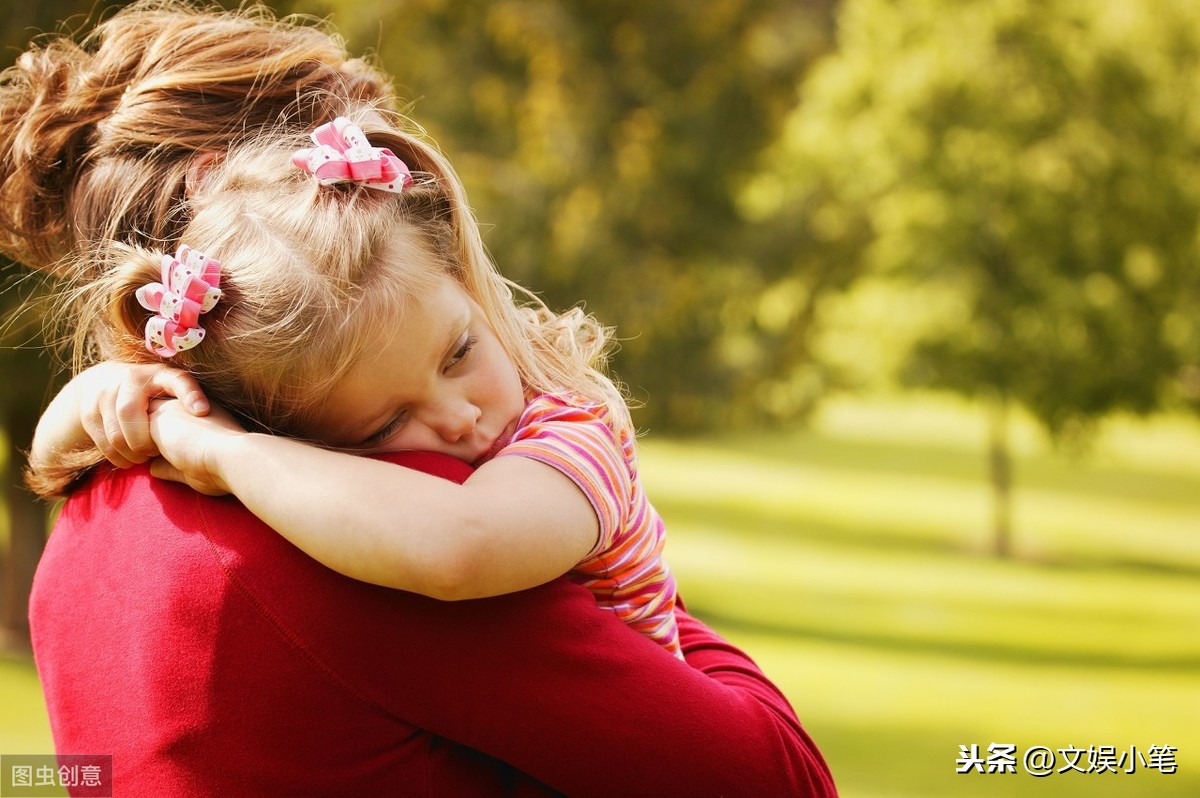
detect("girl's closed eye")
[362,411,409,447]
[446,334,477,371]
[357,333,475,449]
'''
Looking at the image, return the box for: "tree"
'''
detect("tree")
[0,276,59,651]
[762,0,1200,555]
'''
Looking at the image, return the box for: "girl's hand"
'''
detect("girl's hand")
[35,360,211,468]
[147,398,246,496]
[74,362,210,468]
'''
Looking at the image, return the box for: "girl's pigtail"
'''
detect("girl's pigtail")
[23,448,104,502]
[86,245,173,371]
[24,246,171,500]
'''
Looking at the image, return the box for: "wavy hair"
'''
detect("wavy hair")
[0,0,393,274]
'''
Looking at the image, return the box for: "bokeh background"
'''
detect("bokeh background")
[2,1,1198,795]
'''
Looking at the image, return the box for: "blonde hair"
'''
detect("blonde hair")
[38,113,629,496]
[0,0,393,274]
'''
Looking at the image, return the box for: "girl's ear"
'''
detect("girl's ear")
[185,151,223,198]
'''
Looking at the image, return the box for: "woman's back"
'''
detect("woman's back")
[32,452,559,797]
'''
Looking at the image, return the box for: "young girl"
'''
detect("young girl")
[39,113,683,657]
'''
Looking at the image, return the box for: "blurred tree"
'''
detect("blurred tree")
[292,0,839,430]
[761,0,1200,555]
[0,274,60,652]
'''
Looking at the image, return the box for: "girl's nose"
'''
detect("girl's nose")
[426,400,480,443]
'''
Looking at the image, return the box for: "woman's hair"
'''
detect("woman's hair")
[0,0,393,274]
[33,112,629,497]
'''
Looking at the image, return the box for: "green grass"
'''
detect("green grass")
[0,654,54,754]
[2,391,1197,796]
[641,392,1200,797]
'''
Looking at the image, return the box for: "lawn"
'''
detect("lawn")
[641,392,1200,797]
[2,391,1197,796]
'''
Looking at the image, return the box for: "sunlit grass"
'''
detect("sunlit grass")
[641,391,1200,797]
[0,655,53,753]
[2,391,1197,796]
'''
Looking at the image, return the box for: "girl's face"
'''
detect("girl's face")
[308,277,526,465]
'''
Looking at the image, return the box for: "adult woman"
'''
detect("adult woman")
[4,3,837,795]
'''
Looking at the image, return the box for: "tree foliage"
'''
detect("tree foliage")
[768,0,1200,435]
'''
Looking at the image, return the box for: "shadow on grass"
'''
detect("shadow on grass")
[681,431,1200,511]
[687,604,1200,672]
[657,497,1200,580]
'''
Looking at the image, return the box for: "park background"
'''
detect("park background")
[1,1,1197,795]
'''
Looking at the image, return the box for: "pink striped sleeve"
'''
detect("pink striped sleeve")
[496,394,630,557]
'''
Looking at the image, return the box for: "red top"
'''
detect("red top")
[30,452,837,797]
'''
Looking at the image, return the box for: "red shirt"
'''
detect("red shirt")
[30,452,836,797]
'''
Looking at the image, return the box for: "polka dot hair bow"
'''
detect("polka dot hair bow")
[291,117,414,193]
[135,244,222,357]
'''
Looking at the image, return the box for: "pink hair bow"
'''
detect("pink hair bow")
[135,244,222,357]
[291,117,413,193]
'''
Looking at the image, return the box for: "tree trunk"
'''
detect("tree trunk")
[987,393,1013,558]
[1,403,48,653]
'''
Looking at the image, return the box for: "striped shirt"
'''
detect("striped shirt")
[496,393,681,657]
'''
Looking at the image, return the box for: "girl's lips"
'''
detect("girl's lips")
[472,422,516,466]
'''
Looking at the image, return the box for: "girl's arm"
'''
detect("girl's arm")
[149,400,599,600]
[31,362,209,471]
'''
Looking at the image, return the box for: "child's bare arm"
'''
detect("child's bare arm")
[148,400,599,600]
[32,362,209,470]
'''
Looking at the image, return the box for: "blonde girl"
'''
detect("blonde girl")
[37,113,682,656]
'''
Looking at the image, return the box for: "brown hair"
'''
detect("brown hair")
[35,114,628,498]
[0,0,393,274]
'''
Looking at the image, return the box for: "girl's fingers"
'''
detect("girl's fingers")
[149,367,209,415]
[82,405,138,469]
[114,366,208,457]
[114,385,155,460]
[148,456,182,483]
